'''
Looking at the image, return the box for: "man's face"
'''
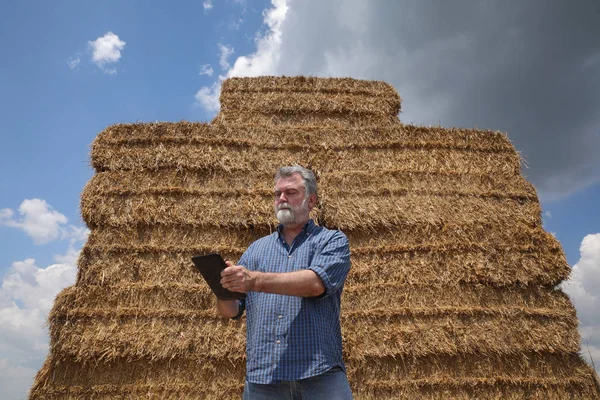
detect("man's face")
[273,173,315,225]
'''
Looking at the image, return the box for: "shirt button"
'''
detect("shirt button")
[288,255,291,258]
[278,315,283,319]
[276,340,281,344]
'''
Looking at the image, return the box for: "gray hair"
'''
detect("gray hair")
[274,166,318,198]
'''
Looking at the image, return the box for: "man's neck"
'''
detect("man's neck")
[281,218,309,245]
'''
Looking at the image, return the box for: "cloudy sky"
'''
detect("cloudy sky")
[0,0,599,398]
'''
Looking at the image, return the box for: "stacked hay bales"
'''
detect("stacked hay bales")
[30,76,600,399]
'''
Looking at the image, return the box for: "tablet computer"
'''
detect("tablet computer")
[191,253,246,300]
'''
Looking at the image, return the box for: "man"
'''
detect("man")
[216,166,353,400]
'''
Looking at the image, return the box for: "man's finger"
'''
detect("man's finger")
[221,266,239,277]
[224,281,244,293]
[222,281,243,292]
[221,274,238,285]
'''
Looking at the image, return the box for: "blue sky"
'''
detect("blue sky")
[0,0,269,267]
[1,1,599,398]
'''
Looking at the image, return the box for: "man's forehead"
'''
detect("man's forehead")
[274,175,304,190]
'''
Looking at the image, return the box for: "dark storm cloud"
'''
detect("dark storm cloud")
[275,0,600,199]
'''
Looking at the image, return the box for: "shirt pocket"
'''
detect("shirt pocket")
[298,237,318,268]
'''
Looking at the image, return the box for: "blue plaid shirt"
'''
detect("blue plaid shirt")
[237,219,351,384]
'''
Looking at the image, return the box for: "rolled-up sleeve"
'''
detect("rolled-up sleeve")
[308,231,351,298]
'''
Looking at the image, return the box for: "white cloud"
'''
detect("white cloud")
[562,233,600,374]
[0,201,86,398]
[218,43,235,70]
[195,0,288,113]
[203,0,213,12]
[0,199,89,248]
[67,57,81,70]
[1,259,76,314]
[0,255,78,399]
[0,357,37,400]
[88,32,126,73]
[103,67,118,75]
[199,64,214,76]
[227,0,287,76]
[0,199,68,245]
[195,79,223,113]
[0,208,13,220]
[544,210,552,218]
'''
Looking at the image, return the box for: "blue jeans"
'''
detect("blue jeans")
[242,367,353,400]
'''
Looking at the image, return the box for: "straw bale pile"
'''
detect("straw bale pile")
[30,76,600,399]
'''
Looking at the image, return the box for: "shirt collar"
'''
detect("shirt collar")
[276,219,317,237]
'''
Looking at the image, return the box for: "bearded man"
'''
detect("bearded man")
[216,165,353,400]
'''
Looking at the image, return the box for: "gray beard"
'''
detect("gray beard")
[275,199,307,225]
[276,208,296,225]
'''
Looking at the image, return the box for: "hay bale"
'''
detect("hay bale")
[30,76,600,399]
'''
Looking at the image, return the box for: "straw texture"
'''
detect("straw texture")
[30,76,600,399]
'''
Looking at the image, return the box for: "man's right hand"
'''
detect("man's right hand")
[220,261,258,293]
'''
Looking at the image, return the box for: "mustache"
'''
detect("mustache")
[276,203,293,211]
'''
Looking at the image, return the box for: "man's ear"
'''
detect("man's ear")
[308,193,317,210]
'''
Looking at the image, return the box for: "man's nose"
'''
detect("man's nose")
[276,193,287,202]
